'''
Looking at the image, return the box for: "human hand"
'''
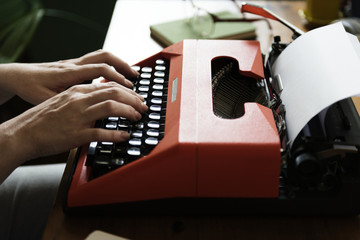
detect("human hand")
[0,50,138,105]
[0,81,147,167]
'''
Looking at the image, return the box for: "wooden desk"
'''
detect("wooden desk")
[43,1,360,239]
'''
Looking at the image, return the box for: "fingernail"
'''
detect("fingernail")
[142,103,148,112]
[135,111,142,121]
[132,68,140,76]
[137,94,145,101]
[126,79,134,87]
[116,131,130,142]
[121,131,130,139]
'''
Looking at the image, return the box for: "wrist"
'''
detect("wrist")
[0,122,29,183]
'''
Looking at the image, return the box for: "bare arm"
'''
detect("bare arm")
[0,82,147,183]
[0,50,138,105]
[0,50,146,183]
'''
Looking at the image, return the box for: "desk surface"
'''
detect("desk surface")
[43,1,360,239]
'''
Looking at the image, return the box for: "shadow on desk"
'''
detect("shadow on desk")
[47,212,360,239]
[43,149,360,240]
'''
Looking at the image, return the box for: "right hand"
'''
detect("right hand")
[0,81,148,163]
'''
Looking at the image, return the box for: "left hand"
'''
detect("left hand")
[0,50,138,105]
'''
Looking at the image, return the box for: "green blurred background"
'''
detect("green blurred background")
[0,0,116,63]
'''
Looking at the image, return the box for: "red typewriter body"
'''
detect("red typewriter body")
[66,40,281,208]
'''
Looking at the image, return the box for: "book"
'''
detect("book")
[150,11,256,47]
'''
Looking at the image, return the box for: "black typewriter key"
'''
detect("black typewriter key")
[89,59,170,179]
[147,129,160,137]
[87,142,98,155]
[156,59,165,65]
[152,90,163,97]
[145,137,159,146]
[86,141,98,165]
[131,130,143,138]
[140,73,151,78]
[99,148,112,155]
[149,112,161,120]
[129,138,142,146]
[111,158,125,167]
[153,84,164,90]
[150,105,162,112]
[155,65,166,71]
[131,66,141,72]
[134,122,144,129]
[151,98,162,105]
[127,147,141,156]
[108,116,119,122]
[118,121,129,128]
[101,142,114,147]
[105,122,117,129]
[141,67,152,73]
[154,71,165,77]
[138,85,149,92]
[139,92,148,99]
[140,79,150,85]
[148,121,160,129]
[154,78,164,84]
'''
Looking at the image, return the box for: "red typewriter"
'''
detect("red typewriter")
[64,4,360,215]
[65,39,281,209]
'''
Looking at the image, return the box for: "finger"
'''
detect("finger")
[83,100,143,122]
[79,128,130,144]
[75,50,139,79]
[69,82,146,106]
[72,63,135,88]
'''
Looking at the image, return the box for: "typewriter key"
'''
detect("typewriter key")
[140,73,151,78]
[156,59,165,65]
[127,147,141,156]
[147,129,159,137]
[105,122,117,129]
[131,66,140,72]
[153,84,163,90]
[111,158,125,167]
[129,138,142,146]
[149,112,161,120]
[140,79,150,85]
[150,105,162,112]
[131,130,143,138]
[134,122,144,129]
[148,121,160,129]
[138,86,149,92]
[152,90,163,97]
[151,98,162,105]
[155,65,166,71]
[154,78,164,84]
[108,116,119,122]
[145,137,158,146]
[154,71,165,77]
[141,67,152,73]
[139,92,148,99]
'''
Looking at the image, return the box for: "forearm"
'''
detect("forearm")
[0,64,16,105]
[0,121,28,183]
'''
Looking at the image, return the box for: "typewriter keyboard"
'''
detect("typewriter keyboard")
[86,59,169,178]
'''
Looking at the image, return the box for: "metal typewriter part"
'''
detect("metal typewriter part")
[267,36,360,201]
[211,57,269,119]
[86,59,169,179]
